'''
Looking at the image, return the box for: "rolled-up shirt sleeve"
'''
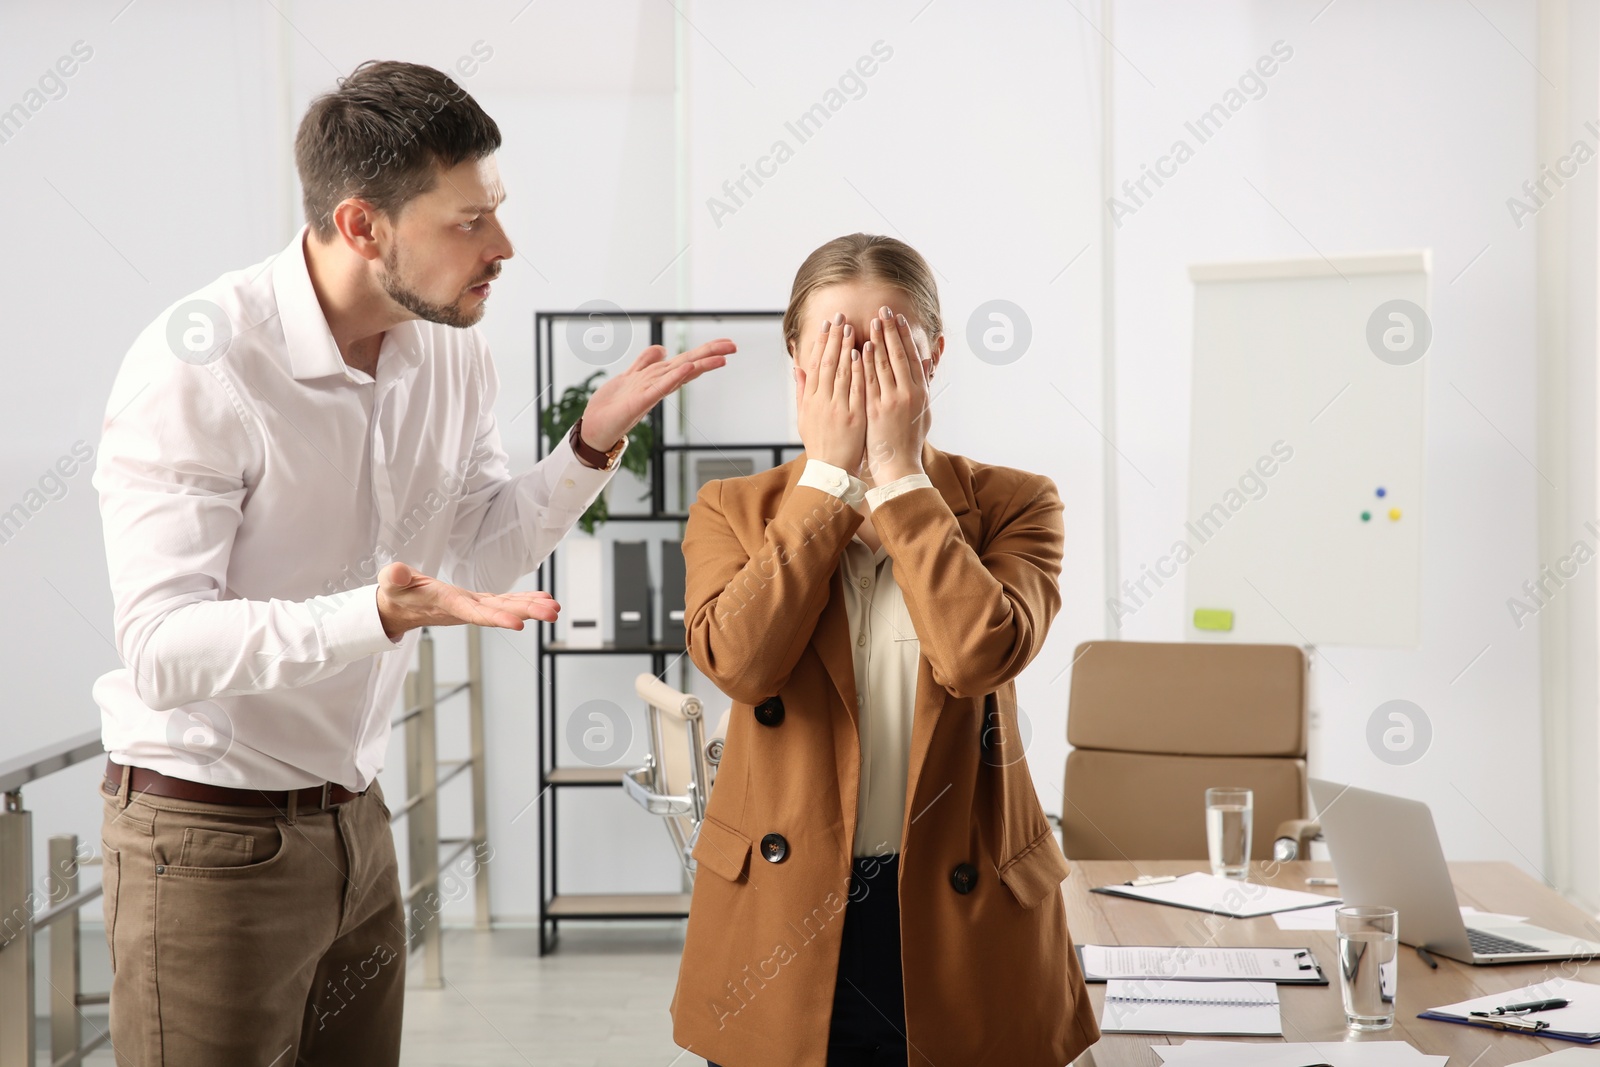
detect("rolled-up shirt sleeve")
[443,340,623,593]
[93,355,401,714]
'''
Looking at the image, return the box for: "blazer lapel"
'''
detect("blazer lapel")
[763,443,981,836]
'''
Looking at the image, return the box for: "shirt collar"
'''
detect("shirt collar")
[271,225,425,380]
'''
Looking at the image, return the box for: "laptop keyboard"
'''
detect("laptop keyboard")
[1467,927,1545,956]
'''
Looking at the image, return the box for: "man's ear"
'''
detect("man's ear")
[330,198,385,262]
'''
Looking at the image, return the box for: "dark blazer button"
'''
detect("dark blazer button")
[950,862,979,894]
[754,696,785,727]
[760,833,789,863]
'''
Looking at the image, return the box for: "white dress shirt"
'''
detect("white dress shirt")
[92,225,622,791]
[796,458,935,856]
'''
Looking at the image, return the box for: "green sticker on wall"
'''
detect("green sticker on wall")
[1193,608,1234,632]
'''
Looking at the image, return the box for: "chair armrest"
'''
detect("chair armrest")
[1273,818,1321,861]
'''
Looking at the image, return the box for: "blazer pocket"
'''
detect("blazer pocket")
[691,815,752,883]
[998,830,1073,909]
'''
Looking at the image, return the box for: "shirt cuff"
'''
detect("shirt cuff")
[799,458,866,505]
[865,472,934,510]
[544,432,622,515]
[319,584,404,659]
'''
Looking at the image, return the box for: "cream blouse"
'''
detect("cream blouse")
[797,458,936,857]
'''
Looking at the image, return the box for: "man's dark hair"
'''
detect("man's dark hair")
[294,60,501,239]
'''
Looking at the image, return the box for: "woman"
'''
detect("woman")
[670,234,1099,1067]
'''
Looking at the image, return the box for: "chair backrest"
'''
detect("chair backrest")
[1062,640,1308,861]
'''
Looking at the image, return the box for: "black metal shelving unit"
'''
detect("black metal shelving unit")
[533,309,794,954]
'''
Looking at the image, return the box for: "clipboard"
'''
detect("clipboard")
[1090,872,1340,919]
[1076,944,1329,985]
[1417,978,1600,1044]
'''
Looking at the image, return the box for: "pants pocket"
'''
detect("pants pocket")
[100,846,120,972]
[155,814,286,877]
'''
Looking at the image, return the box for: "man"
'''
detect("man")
[91,59,732,1065]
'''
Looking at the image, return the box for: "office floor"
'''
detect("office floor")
[69,923,697,1067]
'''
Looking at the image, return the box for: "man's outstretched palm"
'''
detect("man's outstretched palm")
[376,561,560,639]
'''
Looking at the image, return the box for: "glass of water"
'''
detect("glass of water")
[1205,787,1253,880]
[1336,905,1398,1030]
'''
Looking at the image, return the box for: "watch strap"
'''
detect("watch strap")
[570,418,625,470]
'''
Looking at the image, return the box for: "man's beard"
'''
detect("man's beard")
[379,243,494,328]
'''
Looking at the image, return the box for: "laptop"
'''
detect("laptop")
[1309,778,1600,964]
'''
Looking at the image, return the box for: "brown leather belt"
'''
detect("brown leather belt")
[104,758,366,810]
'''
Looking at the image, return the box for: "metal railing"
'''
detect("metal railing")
[390,627,491,988]
[0,626,486,1066]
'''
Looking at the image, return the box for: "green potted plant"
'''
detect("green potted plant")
[539,370,656,535]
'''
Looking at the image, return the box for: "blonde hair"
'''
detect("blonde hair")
[782,233,943,357]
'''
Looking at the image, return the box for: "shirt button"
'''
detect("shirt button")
[563,478,575,488]
[857,634,867,647]
[859,576,870,588]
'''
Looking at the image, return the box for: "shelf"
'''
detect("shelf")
[542,640,686,654]
[546,892,692,918]
[544,766,625,786]
[534,308,786,954]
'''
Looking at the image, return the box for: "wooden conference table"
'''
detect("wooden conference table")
[1065,860,1600,1066]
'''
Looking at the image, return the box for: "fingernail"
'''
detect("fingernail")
[897,313,907,326]
[852,349,861,362]
[844,324,852,338]
[821,320,830,334]
[881,306,892,319]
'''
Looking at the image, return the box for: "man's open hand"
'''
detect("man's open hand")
[375,561,560,640]
[579,338,737,451]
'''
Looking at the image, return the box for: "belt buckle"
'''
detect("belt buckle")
[319,782,331,811]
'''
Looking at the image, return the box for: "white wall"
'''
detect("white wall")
[1109,0,1551,874]
[0,0,291,919]
[671,0,1107,873]
[0,0,1582,933]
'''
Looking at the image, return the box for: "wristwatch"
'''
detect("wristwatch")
[569,417,627,471]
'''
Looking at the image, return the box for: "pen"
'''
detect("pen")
[1305,877,1338,887]
[1470,997,1569,1016]
[1415,946,1438,970]
[1126,875,1177,887]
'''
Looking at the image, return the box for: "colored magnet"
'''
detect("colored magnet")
[1193,608,1234,632]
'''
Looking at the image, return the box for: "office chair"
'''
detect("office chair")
[621,673,728,879]
[1057,640,1320,863]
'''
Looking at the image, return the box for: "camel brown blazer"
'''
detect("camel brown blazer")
[669,440,1099,1067]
